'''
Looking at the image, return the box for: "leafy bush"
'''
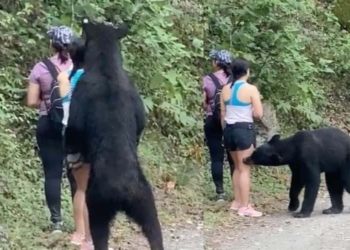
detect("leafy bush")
[1,0,350,248]
[204,0,350,129]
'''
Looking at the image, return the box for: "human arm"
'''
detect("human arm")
[202,76,210,110]
[250,85,263,119]
[57,71,69,98]
[203,91,207,110]
[27,65,41,108]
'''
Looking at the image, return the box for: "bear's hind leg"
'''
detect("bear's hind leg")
[322,172,344,215]
[87,197,117,250]
[123,182,164,250]
[288,166,305,212]
[293,166,320,218]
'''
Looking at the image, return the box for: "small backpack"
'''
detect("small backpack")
[208,74,233,122]
[41,59,64,128]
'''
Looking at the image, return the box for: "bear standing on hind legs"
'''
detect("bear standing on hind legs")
[243,127,350,218]
[64,18,164,250]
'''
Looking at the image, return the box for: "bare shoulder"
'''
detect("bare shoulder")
[246,83,259,93]
[57,71,69,86]
[222,84,231,91]
[247,82,257,89]
[57,71,68,81]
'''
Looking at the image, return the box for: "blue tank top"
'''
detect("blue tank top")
[224,81,253,124]
[224,81,251,106]
[62,69,84,103]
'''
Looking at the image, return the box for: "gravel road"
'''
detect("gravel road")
[206,193,350,250]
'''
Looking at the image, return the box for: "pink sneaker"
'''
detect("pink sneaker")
[81,240,94,250]
[80,240,114,250]
[230,201,241,211]
[238,206,263,217]
[71,232,85,246]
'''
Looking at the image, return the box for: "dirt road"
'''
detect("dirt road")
[206,194,350,250]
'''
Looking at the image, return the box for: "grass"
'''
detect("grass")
[0,132,203,249]
[203,157,291,229]
[0,127,296,249]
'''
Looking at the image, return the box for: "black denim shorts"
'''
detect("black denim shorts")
[224,122,256,151]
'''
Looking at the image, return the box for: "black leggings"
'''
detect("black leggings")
[36,116,75,223]
[204,116,234,195]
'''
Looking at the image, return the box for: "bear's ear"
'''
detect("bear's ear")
[268,134,281,144]
[114,23,129,40]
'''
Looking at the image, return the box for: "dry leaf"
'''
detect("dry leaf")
[166,181,176,190]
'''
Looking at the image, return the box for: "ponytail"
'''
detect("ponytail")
[230,74,240,88]
[229,58,249,88]
[58,48,69,64]
[217,62,231,78]
[51,42,70,64]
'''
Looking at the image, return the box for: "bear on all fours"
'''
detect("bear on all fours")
[243,127,350,218]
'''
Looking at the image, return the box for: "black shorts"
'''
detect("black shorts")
[224,122,256,151]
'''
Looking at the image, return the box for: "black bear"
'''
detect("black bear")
[64,18,163,250]
[243,127,350,218]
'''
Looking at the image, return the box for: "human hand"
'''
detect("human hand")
[66,153,83,169]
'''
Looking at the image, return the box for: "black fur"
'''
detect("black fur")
[64,18,163,250]
[244,127,350,218]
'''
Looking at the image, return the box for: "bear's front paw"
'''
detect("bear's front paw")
[288,199,300,212]
[293,212,311,218]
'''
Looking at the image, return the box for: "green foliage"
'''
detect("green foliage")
[333,0,350,30]
[2,0,350,248]
[204,0,350,129]
[1,1,205,248]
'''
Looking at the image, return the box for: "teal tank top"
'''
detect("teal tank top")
[62,69,84,103]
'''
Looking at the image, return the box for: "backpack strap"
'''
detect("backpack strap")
[208,73,222,90]
[41,58,59,111]
[42,58,59,80]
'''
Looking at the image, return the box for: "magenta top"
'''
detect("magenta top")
[202,69,230,116]
[28,55,72,116]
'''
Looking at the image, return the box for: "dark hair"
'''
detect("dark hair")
[67,37,86,80]
[51,42,69,64]
[230,58,249,87]
[216,62,231,78]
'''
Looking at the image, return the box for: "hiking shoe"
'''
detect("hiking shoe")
[81,240,94,250]
[230,200,241,211]
[71,232,85,246]
[216,193,225,202]
[81,240,114,250]
[51,222,64,234]
[238,206,263,217]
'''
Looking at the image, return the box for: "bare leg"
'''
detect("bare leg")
[83,203,92,242]
[230,151,241,204]
[71,164,90,241]
[236,145,262,217]
[236,145,254,207]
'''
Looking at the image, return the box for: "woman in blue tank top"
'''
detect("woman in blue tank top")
[220,58,264,218]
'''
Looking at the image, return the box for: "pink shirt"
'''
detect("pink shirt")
[202,70,230,116]
[28,55,72,116]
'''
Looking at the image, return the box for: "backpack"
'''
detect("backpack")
[208,74,233,122]
[41,59,64,128]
